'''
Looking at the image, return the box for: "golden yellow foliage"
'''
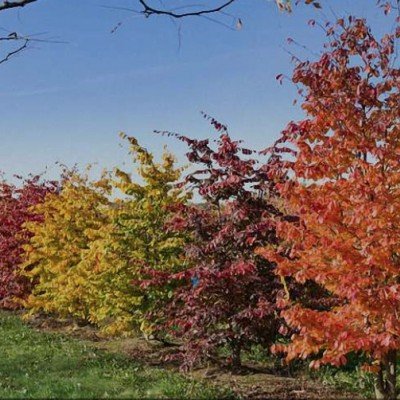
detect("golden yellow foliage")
[80,135,189,336]
[21,137,189,336]
[21,172,111,322]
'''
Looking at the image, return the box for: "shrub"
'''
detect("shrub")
[0,176,58,309]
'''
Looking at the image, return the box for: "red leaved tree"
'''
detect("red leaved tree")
[259,17,400,399]
[0,176,58,309]
[145,118,292,370]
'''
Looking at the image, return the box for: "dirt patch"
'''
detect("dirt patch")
[95,337,182,369]
[191,366,360,399]
[25,313,103,342]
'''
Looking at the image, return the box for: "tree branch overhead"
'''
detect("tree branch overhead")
[0,0,38,12]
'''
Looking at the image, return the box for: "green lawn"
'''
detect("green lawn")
[0,312,233,399]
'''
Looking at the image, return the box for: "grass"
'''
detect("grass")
[238,344,377,398]
[314,366,374,398]
[0,311,234,399]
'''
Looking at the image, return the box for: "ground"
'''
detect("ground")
[0,310,364,399]
[0,311,230,399]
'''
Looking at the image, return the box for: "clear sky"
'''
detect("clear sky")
[0,0,392,180]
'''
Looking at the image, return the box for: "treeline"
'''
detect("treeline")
[0,16,399,399]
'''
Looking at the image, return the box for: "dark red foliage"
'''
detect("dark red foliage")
[148,119,290,370]
[0,176,59,309]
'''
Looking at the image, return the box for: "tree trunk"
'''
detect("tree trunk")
[386,350,397,400]
[374,350,397,400]
[230,341,242,370]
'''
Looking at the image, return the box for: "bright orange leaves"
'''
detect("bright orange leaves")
[262,17,400,375]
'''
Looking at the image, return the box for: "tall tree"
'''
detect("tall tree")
[259,16,400,400]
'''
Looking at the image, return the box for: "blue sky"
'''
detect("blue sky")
[0,0,391,180]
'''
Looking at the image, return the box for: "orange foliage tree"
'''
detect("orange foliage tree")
[259,17,400,399]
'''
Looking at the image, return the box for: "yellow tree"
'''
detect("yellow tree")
[80,135,189,336]
[21,171,111,322]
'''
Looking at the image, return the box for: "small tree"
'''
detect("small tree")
[21,172,111,322]
[80,135,189,336]
[147,119,288,370]
[260,17,400,400]
[0,175,58,309]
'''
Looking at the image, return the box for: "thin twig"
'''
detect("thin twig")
[0,38,28,64]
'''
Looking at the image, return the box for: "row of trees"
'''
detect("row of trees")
[0,14,399,400]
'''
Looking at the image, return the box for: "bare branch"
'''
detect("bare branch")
[0,37,28,64]
[0,0,38,12]
[138,0,236,19]
[0,1,39,64]
[0,31,66,66]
